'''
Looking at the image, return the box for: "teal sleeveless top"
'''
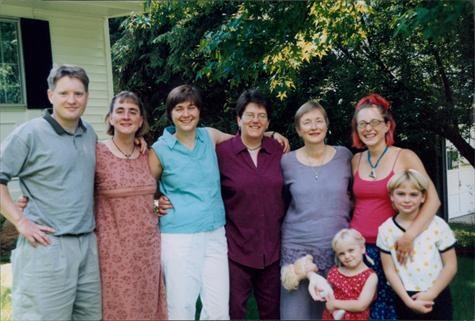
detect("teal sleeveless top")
[151,127,226,233]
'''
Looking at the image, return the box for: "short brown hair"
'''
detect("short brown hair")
[47,64,89,92]
[166,85,202,123]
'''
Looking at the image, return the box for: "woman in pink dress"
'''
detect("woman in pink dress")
[350,93,440,319]
[94,91,167,320]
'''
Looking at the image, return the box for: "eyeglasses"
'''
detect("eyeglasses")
[357,119,385,129]
[242,112,268,121]
[301,119,326,127]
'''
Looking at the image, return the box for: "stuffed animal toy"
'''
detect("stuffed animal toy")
[281,254,317,290]
[281,254,346,320]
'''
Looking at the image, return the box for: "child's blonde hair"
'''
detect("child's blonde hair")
[387,169,429,194]
[331,228,373,266]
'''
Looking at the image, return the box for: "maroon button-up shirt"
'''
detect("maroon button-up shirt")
[216,135,285,269]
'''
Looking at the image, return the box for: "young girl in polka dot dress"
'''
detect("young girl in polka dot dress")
[377,169,457,320]
[322,229,378,320]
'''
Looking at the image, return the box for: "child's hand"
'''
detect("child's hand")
[307,272,332,301]
[325,292,335,310]
[408,298,434,314]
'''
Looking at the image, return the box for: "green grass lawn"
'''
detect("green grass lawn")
[2,223,474,320]
[451,255,475,321]
[221,254,474,320]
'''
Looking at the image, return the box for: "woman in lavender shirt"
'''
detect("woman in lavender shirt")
[280,101,352,320]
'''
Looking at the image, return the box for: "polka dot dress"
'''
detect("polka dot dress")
[322,266,376,320]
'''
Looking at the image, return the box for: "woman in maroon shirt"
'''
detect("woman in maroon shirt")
[216,89,285,320]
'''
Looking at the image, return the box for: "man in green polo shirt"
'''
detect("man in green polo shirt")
[0,64,101,320]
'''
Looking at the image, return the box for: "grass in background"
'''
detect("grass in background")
[450,222,475,249]
[0,286,12,321]
[451,255,475,320]
[1,223,473,321]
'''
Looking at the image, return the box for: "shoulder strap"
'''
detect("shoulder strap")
[357,152,364,169]
[391,148,403,171]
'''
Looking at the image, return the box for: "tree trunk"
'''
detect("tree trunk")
[441,126,475,168]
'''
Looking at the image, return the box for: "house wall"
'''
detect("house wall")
[0,4,114,142]
[1,3,116,199]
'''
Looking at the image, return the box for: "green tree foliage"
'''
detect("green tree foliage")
[111,0,473,167]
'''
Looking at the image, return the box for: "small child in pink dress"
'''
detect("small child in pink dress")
[322,228,378,320]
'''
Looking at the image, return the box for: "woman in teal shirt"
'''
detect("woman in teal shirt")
[149,85,232,320]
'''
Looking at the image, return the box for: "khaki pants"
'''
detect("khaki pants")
[11,233,101,321]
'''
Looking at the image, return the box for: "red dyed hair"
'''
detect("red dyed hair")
[351,93,396,149]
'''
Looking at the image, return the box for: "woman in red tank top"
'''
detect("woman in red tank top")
[349,93,440,319]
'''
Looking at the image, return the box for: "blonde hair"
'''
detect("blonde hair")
[387,169,429,195]
[332,228,373,266]
[294,100,329,130]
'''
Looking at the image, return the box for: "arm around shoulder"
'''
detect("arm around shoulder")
[206,127,234,146]
[397,149,441,249]
[148,149,163,179]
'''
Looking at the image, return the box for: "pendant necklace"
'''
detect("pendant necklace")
[112,138,136,159]
[311,166,322,181]
[306,146,327,181]
[367,145,389,179]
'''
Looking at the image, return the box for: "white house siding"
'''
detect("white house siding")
[447,166,475,219]
[0,4,114,142]
[447,134,475,222]
[0,2,127,199]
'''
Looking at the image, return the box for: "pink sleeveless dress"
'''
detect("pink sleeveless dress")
[94,143,167,320]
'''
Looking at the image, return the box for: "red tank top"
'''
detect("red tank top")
[350,150,401,244]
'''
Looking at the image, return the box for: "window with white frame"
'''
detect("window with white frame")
[0,18,25,105]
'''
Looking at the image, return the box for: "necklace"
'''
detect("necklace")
[112,138,136,159]
[244,144,262,151]
[310,166,322,181]
[367,145,389,179]
[305,146,327,181]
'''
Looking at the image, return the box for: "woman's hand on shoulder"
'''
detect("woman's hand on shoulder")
[135,136,148,154]
[264,131,290,153]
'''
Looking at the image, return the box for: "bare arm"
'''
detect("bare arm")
[351,153,362,174]
[0,184,55,246]
[396,149,441,262]
[380,252,434,314]
[328,273,378,312]
[206,127,234,146]
[412,249,457,302]
[147,150,163,179]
